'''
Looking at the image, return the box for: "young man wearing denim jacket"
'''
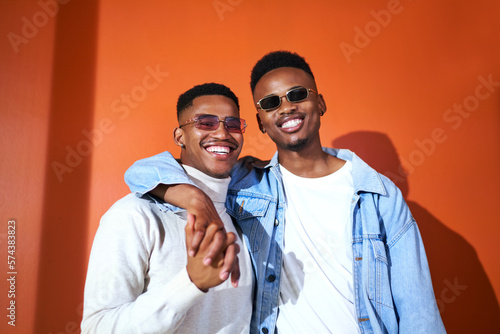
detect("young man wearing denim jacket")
[125,51,445,333]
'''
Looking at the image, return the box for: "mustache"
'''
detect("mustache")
[201,138,240,149]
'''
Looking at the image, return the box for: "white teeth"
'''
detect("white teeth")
[206,146,230,154]
[281,119,302,129]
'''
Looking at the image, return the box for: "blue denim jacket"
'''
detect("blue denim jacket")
[125,148,445,334]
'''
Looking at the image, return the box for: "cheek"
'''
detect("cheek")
[234,133,244,145]
[258,113,274,128]
[188,131,207,145]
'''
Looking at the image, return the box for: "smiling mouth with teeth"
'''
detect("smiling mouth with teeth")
[281,118,302,129]
[206,146,231,154]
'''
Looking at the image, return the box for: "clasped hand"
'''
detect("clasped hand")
[185,209,240,291]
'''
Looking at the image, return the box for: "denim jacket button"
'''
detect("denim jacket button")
[266,275,276,282]
[262,327,269,334]
[274,219,279,226]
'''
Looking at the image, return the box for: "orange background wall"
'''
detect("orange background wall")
[1,0,499,333]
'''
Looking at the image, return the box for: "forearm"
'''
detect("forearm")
[389,221,445,332]
[124,152,218,223]
[152,183,212,211]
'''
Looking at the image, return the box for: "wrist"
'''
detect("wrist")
[186,264,211,293]
[185,187,211,213]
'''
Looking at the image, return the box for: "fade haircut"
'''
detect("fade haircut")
[176,83,240,120]
[250,51,315,93]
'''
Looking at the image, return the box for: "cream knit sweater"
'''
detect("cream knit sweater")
[82,166,253,333]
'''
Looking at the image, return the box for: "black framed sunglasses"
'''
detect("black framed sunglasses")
[257,86,318,111]
[179,114,247,133]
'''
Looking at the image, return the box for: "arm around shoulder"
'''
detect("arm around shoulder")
[124,151,195,196]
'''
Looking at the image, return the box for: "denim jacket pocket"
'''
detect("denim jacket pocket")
[227,194,273,254]
[368,238,394,310]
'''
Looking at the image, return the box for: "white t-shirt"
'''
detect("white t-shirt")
[276,160,360,333]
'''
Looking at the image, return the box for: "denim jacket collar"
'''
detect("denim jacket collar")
[258,148,387,196]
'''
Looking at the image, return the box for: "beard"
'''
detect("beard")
[284,138,309,152]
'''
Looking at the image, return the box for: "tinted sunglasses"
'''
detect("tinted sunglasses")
[179,114,247,133]
[257,86,318,111]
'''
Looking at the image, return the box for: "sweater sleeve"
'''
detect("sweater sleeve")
[81,197,205,334]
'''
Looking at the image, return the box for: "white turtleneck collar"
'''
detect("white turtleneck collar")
[181,165,230,206]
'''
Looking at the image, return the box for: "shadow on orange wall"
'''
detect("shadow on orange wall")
[35,1,99,332]
[333,131,500,333]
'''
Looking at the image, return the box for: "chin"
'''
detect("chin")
[209,172,231,179]
[205,165,232,179]
[284,138,309,152]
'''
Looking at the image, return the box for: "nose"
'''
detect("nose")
[278,95,297,114]
[210,120,232,138]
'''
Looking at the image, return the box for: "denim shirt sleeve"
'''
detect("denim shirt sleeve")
[124,151,196,196]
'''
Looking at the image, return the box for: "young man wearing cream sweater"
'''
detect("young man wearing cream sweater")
[81,83,253,333]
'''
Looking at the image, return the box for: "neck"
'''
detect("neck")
[182,164,230,204]
[277,143,345,178]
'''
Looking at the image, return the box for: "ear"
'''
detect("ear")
[317,93,327,116]
[256,113,266,133]
[173,127,185,148]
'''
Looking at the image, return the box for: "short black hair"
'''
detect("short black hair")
[250,51,315,93]
[176,83,239,120]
